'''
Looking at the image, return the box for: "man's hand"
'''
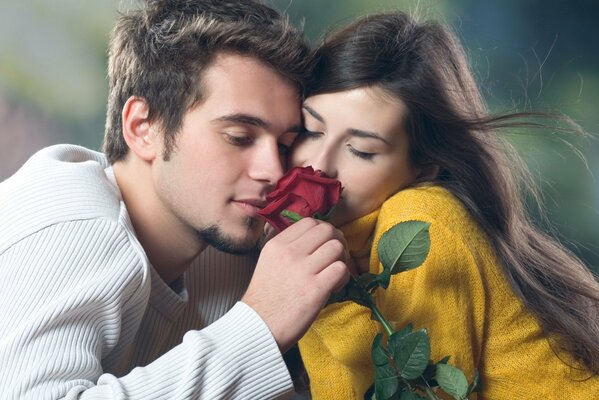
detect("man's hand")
[242,218,350,353]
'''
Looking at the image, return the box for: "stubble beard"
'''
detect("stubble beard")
[195,216,261,255]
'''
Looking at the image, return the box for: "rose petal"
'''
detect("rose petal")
[259,165,342,231]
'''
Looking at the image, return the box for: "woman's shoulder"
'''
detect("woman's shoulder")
[374,185,499,271]
[377,185,475,232]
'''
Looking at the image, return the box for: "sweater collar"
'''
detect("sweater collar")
[339,207,380,259]
[148,264,189,321]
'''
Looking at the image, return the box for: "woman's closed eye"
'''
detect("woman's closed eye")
[347,144,376,160]
[299,128,323,139]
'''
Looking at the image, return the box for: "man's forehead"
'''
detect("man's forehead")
[195,54,302,132]
[199,52,301,99]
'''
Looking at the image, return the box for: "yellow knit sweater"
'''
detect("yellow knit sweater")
[298,186,599,399]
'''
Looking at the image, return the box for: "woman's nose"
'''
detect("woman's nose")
[309,149,337,179]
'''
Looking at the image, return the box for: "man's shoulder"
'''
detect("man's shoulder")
[0,144,126,252]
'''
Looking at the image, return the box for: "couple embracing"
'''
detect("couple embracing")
[1,1,598,399]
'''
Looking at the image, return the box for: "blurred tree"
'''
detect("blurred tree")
[0,0,118,177]
[452,0,599,270]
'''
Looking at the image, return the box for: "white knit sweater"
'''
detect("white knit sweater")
[0,145,293,399]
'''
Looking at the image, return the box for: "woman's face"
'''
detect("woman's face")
[292,87,420,227]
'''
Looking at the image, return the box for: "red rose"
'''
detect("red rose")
[258,166,342,231]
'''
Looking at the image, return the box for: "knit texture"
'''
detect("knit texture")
[299,185,599,399]
[0,145,293,399]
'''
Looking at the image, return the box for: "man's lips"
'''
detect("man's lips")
[232,199,267,217]
[235,198,267,208]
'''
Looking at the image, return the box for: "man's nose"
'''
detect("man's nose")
[248,141,285,186]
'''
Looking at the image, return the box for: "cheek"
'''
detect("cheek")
[342,168,402,213]
[341,172,379,211]
[289,153,302,168]
[351,181,388,211]
[192,136,244,181]
[290,140,314,167]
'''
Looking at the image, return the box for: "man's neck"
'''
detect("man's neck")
[112,160,206,285]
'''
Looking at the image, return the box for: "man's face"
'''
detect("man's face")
[153,53,301,254]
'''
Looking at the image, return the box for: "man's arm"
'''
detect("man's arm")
[0,219,286,399]
[82,302,292,399]
[0,217,348,399]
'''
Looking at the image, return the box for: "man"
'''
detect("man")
[0,1,349,398]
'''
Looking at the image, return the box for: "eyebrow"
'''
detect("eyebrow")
[303,105,391,146]
[303,105,324,123]
[347,128,391,146]
[214,113,269,128]
[214,113,303,133]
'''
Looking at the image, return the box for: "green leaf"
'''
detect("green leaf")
[394,323,413,338]
[374,363,400,400]
[364,383,376,400]
[356,272,382,290]
[377,270,392,290]
[389,329,430,380]
[378,221,431,275]
[281,210,304,223]
[436,363,469,400]
[438,356,451,364]
[356,270,391,292]
[420,361,438,386]
[328,277,373,307]
[327,287,348,305]
[372,333,389,366]
[419,356,450,386]
[468,369,482,394]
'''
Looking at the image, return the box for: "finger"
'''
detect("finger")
[316,260,350,295]
[289,222,340,256]
[270,217,319,244]
[305,238,347,274]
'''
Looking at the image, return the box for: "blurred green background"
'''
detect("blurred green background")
[0,0,597,271]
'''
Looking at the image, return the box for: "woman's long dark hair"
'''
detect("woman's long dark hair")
[308,12,599,373]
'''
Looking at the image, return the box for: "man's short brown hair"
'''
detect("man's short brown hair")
[103,0,311,163]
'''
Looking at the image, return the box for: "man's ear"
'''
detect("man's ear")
[121,96,160,162]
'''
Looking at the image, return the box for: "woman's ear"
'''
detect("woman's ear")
[121,96,159,162]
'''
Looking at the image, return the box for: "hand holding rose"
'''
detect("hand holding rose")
[242,218,349,353]
[242,167,349,352]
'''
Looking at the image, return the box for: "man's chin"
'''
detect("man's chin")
[195,222,261,255]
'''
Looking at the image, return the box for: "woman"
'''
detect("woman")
[293,11,599,399]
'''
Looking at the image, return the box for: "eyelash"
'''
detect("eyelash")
[299,128,322,139]
[347,145,376,161]
[224,133,252,146]
[301,129,376,161]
